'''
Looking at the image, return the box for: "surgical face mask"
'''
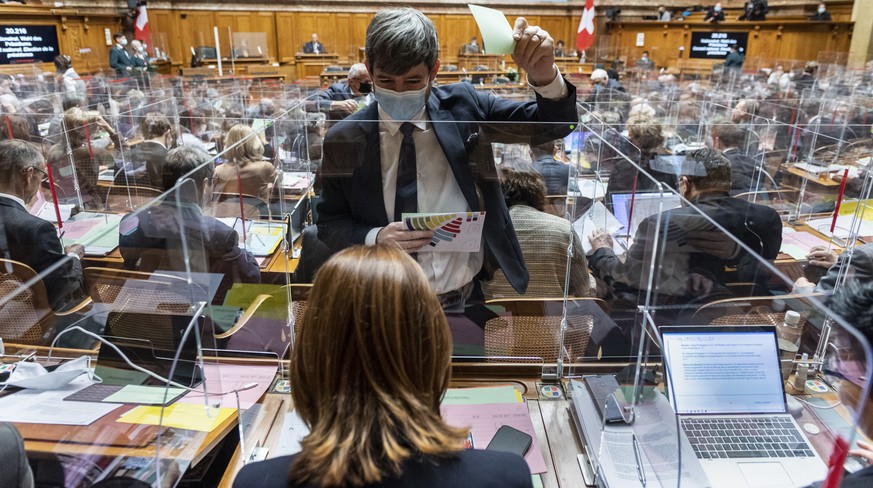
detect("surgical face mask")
[119,38,128,47]
[373,85,427,121]
[818,7,826,13]
[2,356,93,390]
[358,82,372,94]
[714,6,722,12]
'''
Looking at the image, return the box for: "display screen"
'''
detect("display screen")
[689,31,749,60]
[0,25,60,64]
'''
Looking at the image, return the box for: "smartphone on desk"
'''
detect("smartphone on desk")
[485,425,532,458]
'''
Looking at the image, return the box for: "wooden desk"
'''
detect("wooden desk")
[294,53,340,78]
[458,54,504,71]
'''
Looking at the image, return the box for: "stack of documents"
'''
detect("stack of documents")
[60,212,123,255]
[217,218,287,256]
[781,228,834,260]
[0,377,120,426]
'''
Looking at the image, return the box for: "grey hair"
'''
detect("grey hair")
[348,63,368,79]
[162,146,214,191]
[0,139,43,180]
[365,8,439,75]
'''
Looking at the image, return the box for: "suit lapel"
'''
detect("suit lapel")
[427,96,479,211]
[358,103,389,226]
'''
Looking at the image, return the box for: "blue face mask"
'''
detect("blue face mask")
[374,85,427,121]
[714,6,722,12]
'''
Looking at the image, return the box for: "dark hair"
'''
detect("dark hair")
[113,33,125,42]
[714,123,747,149]
[499,166,547,211]
[141,113,173,140]
[685,148,732,192]
[62,93,84,111]
[161,146,214,191]
[54,54,72,72]
[365,8,439,75]
[0,114,31,142]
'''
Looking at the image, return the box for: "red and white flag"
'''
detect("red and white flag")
[576,0,596,53]
[134,5,152,55]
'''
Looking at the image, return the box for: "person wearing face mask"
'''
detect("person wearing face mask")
[739,0,768,21]
[109,33,135,77]
[588,148,782,304]
[316,7,578,306]
[0,140,86,313]
[636,50,654,70]
[313,63,372,121]
[704,3,725,23]
[809,3,832,21]
[119,146,260,303]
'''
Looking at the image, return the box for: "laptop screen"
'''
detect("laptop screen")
[610,192,682,236]
[661,327,786,415]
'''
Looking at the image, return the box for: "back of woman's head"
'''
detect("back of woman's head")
[291,245,466,487]
[223,124,263,168]
[627,113,664,153]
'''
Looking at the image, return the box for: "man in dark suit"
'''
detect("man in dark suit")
[739,0,768,20]
[531,140,569,195]
[588,148,782,303]
[108,33,135,77]
[715,122,760,194]
[115,113,172,188]
[310,63,372,121]
[302,33,325,54]
[316,8,577,304]
[119,146,260,302]
[0,139,85,312]
[809,3,832,21]
[704,2,725,22]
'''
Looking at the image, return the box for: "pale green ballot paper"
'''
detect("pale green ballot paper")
[468,4,516,55]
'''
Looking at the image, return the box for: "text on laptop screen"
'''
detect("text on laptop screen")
[662,330,786,415]
[610,192,682,235]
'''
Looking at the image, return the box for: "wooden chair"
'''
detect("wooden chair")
[103,185,163,213]
[83,267,194,316]
[483,297,608,363]
[0,259,91,345]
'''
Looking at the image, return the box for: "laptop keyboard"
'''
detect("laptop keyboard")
[63,384,123,403]
[682,417,816,459]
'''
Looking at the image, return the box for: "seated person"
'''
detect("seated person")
[119,146,260,302]
[739,0,768,21]
[635,51,655,70]
[117,113,173,188]
[714,122,760,194]
[311,63,371,119]
[46,107,121,210]
[213,124,276,203]
[482,166,591,299]
[704,2,725,22]
[730,98,761,154]
[809,3,832,21]
[658,6,672,21]
[589,148,782,303]
[809,281,873,487]
[589,68,625,95]
[554,40,566,57]
[233,245,532,487]
[0,139,85,313]
[531,140,569,195]
[463,36,481,54]
[303,33,325,54]
[604,112,675,206]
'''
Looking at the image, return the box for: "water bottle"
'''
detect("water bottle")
[776,311,802,380]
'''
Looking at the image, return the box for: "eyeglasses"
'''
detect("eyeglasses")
[28,166,49,183]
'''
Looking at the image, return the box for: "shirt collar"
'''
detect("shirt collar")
[0,192,26,209]
[377,104,428,136]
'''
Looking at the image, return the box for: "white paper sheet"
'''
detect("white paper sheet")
[574,202,625,253]
[0,377,120,426]
[273,409,310,457]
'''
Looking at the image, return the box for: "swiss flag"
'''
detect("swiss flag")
[134,5,152,55]
[576,0,596,53]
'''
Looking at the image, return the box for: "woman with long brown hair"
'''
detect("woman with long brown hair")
[234,245,532,487]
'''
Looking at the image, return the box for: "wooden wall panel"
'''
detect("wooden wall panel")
[275,13,295,63]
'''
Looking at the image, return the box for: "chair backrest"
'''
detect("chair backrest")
[691,292,827,333]
[104,185,163,213]
[483,298,608,363]
[84,267,193,315]
[0,258,54,345]
[209,192,267,220]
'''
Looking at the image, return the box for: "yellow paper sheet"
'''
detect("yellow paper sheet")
[468,5,516,55]
[116,403,236,432]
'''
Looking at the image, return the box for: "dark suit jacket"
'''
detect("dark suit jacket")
[311,82,359,120]
[0,196,85,312]
[816,243,873,292]
[704,7,725,22]
[119,200,260,301]
[232,450,533,488]
[590,192,782,301]
[315,80,578,294]
[109,46,134,76]
[807,465,873,488]
[809,11,832,21]
[533,156,570,195]
[724,148,759,194]
[115,140,167,188]
[302,41,325,54]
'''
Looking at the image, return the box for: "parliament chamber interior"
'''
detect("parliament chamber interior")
[0,0,872,487]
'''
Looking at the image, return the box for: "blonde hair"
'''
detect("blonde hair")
[290,245,467,487]
[63,107,100,148]
[223,123,264,168]
[627,113,664,152]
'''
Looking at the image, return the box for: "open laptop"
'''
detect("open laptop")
[610,192,682,237]
[64,313,206,405]
[660,325,827,488]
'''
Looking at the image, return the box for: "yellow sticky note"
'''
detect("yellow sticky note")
[116,403,236,432]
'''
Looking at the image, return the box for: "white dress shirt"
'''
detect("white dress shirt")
[365,68,568,294]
